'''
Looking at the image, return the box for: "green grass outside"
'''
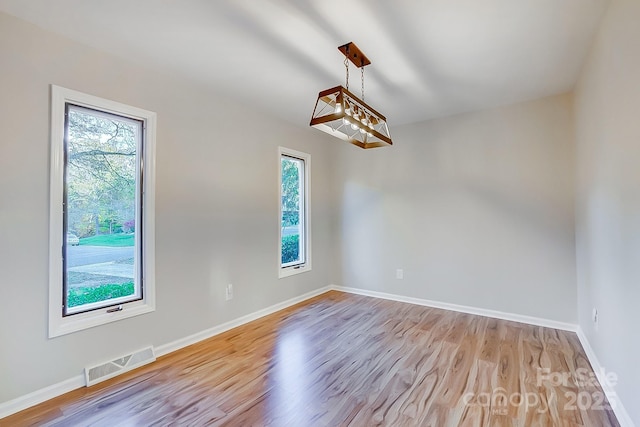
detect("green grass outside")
[67,282,135,307]
[80,234,134,247]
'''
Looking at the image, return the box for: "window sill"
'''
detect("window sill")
[49,300,155,338]
[279,264,312,279]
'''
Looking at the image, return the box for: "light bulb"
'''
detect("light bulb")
[335,103,342,113]
[359,128,366,134]
[351,123,358,130]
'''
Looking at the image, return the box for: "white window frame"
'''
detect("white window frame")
[48,85,156,338]
[278,147,311,278]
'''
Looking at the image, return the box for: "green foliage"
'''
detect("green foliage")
[281,158,301,227]
[282,210,299,227]
[80,234,134,247]
[99,218,123,234]
[66,108,138,241]
[281,234,300,264]
[67,282,135,308]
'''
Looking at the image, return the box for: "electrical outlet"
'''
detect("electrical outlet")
[396,269,404,280]
[226,283,233,301]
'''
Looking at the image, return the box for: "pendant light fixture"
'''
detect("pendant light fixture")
[310,42,392,149]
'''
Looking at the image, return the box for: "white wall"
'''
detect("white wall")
[0,12,337,404]
[334,94,577,322]
[575,0,640,423]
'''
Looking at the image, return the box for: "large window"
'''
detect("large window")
[49,86,156,337]
[279,147,311,277]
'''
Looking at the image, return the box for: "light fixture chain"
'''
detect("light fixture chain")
[361,66,365,101]
[344,56,350,90]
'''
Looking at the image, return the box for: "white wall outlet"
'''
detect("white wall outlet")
[396,269,404,280]
[226,283,233,301]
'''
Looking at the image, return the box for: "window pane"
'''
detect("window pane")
[281,155,304,266]
[64,105,142,315]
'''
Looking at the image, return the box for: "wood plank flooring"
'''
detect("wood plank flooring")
[1,291,620,426]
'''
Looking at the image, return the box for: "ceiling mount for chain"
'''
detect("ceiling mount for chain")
[338,42,371,68]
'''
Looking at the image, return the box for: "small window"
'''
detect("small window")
[279,147,311,277]
[49,86,156,337]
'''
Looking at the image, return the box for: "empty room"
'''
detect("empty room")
[0,0,638,426]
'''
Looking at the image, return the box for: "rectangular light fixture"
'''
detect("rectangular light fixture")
[310,42,392,149]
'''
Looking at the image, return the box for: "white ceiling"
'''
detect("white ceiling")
[0,0,608,126]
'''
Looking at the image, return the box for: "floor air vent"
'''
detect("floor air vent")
[85,346,156,386]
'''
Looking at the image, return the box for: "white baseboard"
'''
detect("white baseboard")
[0,375,85,420]
[576,327,635,427]
[3,285,634,426]
[330,285,578,331]
[155,286,330,357]
[0,285,330,420]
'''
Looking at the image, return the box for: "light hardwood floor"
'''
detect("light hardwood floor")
[1,291,619,426]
